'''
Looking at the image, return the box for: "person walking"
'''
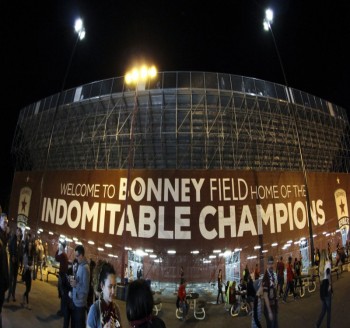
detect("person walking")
[21,240,35,310]
[247,275,256,315]
[283,256,297,303]
[315,267,332,328]
[43,241,49,270]
[216,269,224,304]
[276,256,285,298]
[293,257,302,290]
[177,279,188,321]
[87,259,97,311]
[70,244,90,328]
[124,264,129,285]
[251,280,263,328]
[180,266,184,284]
[63,259,77,328]
[0,213,10,328]
[254,263,260,281]
[137,266,142,280]
[126,279,166,327]
[7,227,22,302]
[243,264,250,284]
[262,256,278,328]
[87,260,122,328]
[55,240,69,317]
[129,265,134,283]
[35,239,45,281]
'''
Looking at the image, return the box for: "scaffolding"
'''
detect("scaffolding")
[11,71,350,173]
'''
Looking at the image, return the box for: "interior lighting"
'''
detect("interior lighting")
[224,250,232,257]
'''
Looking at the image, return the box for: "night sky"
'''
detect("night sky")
[2,0,349,211]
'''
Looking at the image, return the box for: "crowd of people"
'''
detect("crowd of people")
[1,209,348,328]
[0,212,166,328]
[212,247,342,328]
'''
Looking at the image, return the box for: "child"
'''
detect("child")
[251,280,263,328]
[177,279,188,320]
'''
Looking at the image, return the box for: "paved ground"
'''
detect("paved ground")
[2,270,350,327]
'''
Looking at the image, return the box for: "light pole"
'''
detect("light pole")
[37,18,85,233]
[120,65,157,282]
[263,9,315,266]
[45,18,86,167]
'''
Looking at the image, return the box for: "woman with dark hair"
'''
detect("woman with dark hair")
[21,240,34,310]
[126,279,166,328]
[87,260,122,328]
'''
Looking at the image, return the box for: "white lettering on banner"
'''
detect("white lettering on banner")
[115,178,205,202]
[41,197,326,240]
[60,183,100,197]
[209,178,248,201]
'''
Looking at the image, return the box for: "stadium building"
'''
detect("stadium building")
[9,71,350,284]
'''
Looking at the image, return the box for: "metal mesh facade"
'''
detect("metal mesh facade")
[12,71,350,173]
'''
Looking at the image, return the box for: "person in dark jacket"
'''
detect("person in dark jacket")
[216,269,224,304]
[315,267,332,328]
[21,240,35,310]
[55,240,69,317]
[126,279,166,328]
[0,213,10,328]
[252,280,263,328]
[247,275,256,315]
[7,227,22,302]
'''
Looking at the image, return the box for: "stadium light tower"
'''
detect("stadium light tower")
[121,65,157,282]
[263,9,315,266]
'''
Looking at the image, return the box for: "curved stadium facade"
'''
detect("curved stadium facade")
[10,71,350,283]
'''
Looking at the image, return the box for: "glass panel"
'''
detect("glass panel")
[163,72,177,89]
[243,77,256,94]
[205,72,218,89]
[275,84,287,100]
[218,73,231,90]
[255,79,266,96]
[178,72,191,88]
[265,81,277,99]
[292,89,303,105]
[100,79,113,96]
[231,75,244,92]
[90,81,102,97]
[191,72,204,88]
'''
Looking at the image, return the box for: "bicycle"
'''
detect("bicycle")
[224,290,249,317]
[291,274,317,298]
[175,293,206,320]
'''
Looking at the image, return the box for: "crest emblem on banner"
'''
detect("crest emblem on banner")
[17,186,32,228]
[334,188,349,240]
